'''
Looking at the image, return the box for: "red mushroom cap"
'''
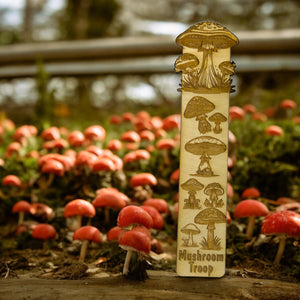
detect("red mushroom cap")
[84,125,106,141]
[106,226,125,242]
[280,99,297,109]
[119,230,151,254]
[243,104,257,114]
[234,199,269,218]
[131,225,152,240]
[118,205,153,229]
[30,203,53,220]
[64,199,96,218]
[92,157,116,172]
[261,211,300,237]
[156,138,176,150]
[139,130,155,141]
[73,226,102,243]
[93,188,127,210]
[32,224,57,240]
[265,125,283,136]
[41,159,65,176]
[67,130,85,147]
[162,114,180,131]
[2,175,21,187]
[241,187,261,199]
[41,127,60,140]
[107,139,123,151]
[143,198,169,214]
[75,150,98,168]
[12,201,32,213]
[170,169,179,183]
[229,106,245,121]
[141,205,164,230]
[130,173,157,188]
[121,131,140,143]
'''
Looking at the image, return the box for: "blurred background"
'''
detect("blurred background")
[0,0,299,128]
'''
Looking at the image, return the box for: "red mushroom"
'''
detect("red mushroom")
[241,187,261,199]
[41,127,60,140]
[2,175,21,187]
[141,205,164,230]
[143,198,169,215]
[156,138,176,166]
[67,130,85,147]
[265,125,283,136]
[92,188,127,223]
[73,225,102,262]
[84,125,106,143]
[12,200,32,225]
[130,173,157,188]
[32,223,57,250]
[261,211,300,264]
[106,226,125,242]
[64,199,96,231]
[118,205,153,229]
[234,199,269,239]
[118,229,151,276]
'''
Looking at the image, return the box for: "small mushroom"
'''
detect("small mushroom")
[12,201,32,225]
[181,223,200,246]
[64,199,96,231]
[208,113,227,134]
[184,96,215,134]
[181,178,204,209]
[234,199,269,240]
[32,223,57,251]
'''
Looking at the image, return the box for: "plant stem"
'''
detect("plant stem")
[123,249,133,276]
[246,215,255,240]
[274,235,287,264]
[18,211,24,225]
[79,240,89,262]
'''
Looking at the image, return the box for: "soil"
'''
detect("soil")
[0,246,299,300]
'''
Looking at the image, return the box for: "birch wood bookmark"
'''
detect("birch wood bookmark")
[175,22,238,277]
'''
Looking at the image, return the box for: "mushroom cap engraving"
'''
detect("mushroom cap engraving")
[185,136,226,156]
[181,223,200,235]
[204,182,224,196]
[194,208,226,224]
[184,96,215,118]
[208,113,227,123]
[175,53,199,72]
[176,22,239,50]
[181,178,204,192]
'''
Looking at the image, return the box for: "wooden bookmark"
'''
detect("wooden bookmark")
[175,22,238,277]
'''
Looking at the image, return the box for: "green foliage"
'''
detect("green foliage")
[230,116,300,199]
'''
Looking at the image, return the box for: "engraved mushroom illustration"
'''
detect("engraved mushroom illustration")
[185,136,226,176]
[194,208,226,250]
[181,223,200,247]
[175,53,199,73]
[176,22,238,92]
[184,96,215,134]
[208,113,227,134]
[204,182,224,208]
[181,178,204,209]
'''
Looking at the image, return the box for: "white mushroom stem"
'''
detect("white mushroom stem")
[18,211,25,225]
[76,215,83,230]
[246,215,256,240]
[123,249,133,276]
[274,235,287,264]
[79,240,89,262]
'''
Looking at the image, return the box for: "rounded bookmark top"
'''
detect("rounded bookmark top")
[176,22,239,50]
